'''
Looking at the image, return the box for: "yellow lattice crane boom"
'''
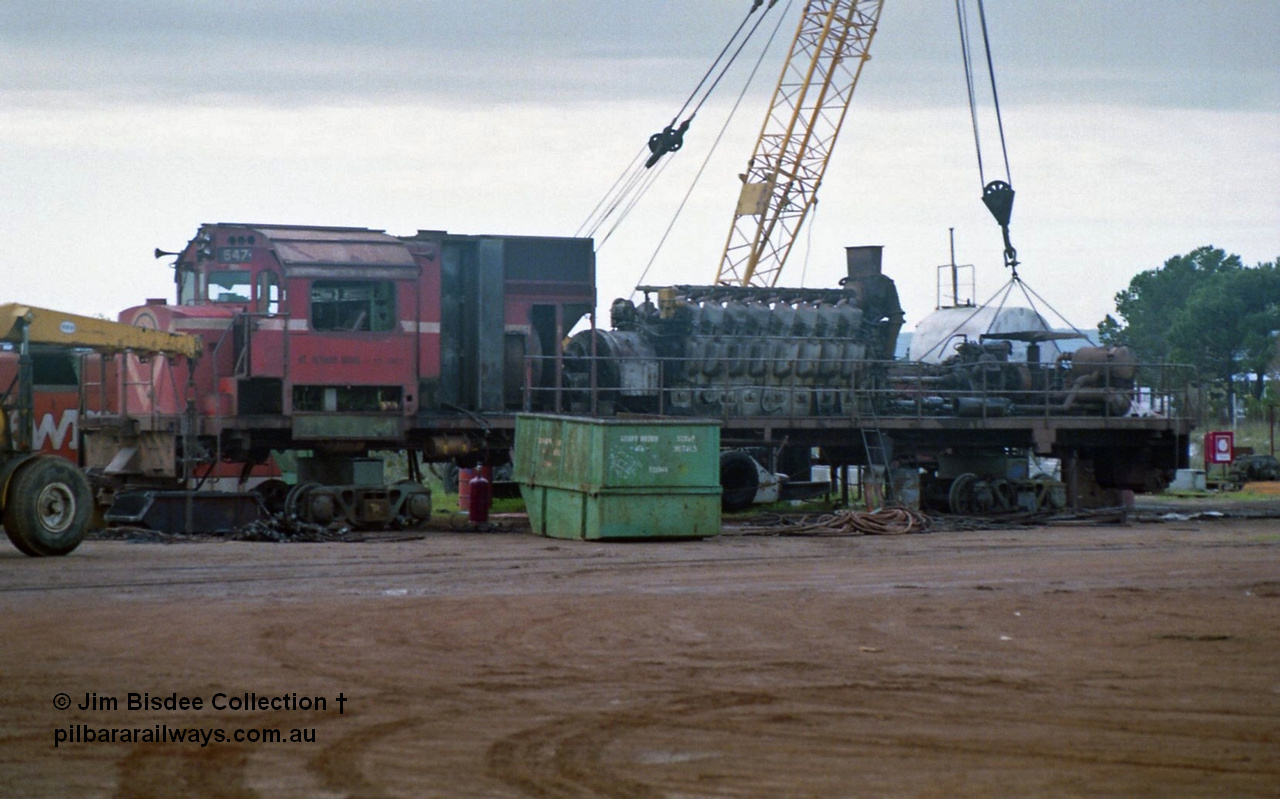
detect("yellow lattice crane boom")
[716,0,884,288]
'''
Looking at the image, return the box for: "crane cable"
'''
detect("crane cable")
[578,0,781,243]
[673,0,774,123]
[644,0,780,168]
[575,146,649,239]
[631,0,794,288]
[957,0,1018,274]
[597,157,674,249]
[738,507,931,537]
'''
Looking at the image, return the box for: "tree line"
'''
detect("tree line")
[1099,246,1279,421]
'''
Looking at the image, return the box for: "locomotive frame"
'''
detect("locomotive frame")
[68,222,1192,526]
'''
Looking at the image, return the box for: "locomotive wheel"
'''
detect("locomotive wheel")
[284,482,320,522]
[947,473,978,515]
[971,480,998,514]
[252,478,291,515]
[4,457,92,557]
[394,479,433,530]
[720,450,760,513]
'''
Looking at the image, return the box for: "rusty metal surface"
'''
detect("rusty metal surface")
[245,226,417,269]
[104,490,265,533]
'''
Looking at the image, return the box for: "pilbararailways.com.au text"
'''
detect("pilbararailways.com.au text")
[56,724,317,748]
[50,691,348,748]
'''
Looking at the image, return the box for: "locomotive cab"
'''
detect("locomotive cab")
[100,224,595,484]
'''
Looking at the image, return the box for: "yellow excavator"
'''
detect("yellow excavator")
[0,303,200,556]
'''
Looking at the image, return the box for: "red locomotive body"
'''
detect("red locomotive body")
[79,224,595,508]
[0,349,84,462]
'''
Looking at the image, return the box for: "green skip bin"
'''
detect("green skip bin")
[513,414,722,540]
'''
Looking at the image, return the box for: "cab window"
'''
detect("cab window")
[207,270,252,303]
[310,280,396,332]
[177,267,199,305]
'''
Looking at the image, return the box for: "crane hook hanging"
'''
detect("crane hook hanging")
[959,0,1019,277]
[981,179,1018,274]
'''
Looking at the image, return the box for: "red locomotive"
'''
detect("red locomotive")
[80,223,595,529]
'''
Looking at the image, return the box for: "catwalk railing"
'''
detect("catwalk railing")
[521,353,1200,426]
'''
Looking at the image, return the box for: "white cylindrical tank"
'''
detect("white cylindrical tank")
[909,305,1061,364]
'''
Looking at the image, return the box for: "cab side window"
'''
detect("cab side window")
[178,268,199,305]
[310,280,396,332]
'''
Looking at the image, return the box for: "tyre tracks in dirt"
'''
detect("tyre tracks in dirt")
[3,520,1278,796]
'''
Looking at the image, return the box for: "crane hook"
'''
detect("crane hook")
[981,179,1019,274]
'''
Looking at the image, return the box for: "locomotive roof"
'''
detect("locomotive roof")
[217,224,418,269]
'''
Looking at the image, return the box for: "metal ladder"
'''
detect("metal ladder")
[859,378,895,507]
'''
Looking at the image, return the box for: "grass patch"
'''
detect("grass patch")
[430,486,525,515]
[1158,485,1277,502]
[723,496,867,517]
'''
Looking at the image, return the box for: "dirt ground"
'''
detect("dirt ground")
[2,506,1278,798]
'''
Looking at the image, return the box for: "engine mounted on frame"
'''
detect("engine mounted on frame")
[553,242,1191,512]
[562,246,905,418]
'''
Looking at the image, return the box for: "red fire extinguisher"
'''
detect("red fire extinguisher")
[468,465,492,524]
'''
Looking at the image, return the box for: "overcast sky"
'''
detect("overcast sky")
[2,0,1277,336]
